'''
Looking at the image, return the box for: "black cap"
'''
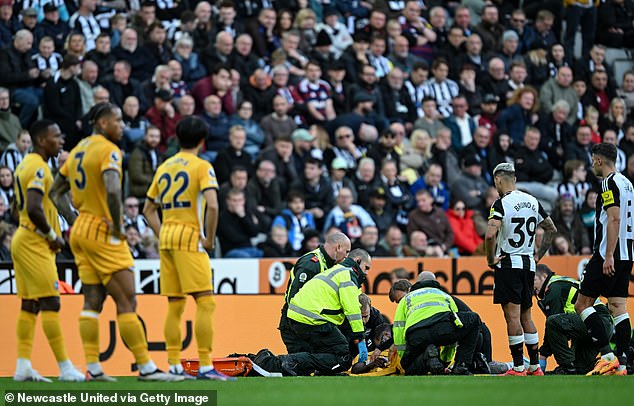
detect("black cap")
[155,89,173,101]
[482,93,499,104]
[323,7,338,18]
[370,187,387,199]
[43,3,58,12]
[463,154,481,167]
[315,30,332,47]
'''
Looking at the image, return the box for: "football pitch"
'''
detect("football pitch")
[1,376,633,406]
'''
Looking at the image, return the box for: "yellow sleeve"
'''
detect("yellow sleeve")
[59,157,69,178]
[26,166,47,194]
[100,145,122,176]
[199,161,219,192]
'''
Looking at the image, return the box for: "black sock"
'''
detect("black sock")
[614,318,632,360]
[583,312,612,355]
[510,343,524,368]
[526,343,539,366]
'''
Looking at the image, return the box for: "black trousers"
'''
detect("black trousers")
[279,311,306,354]
[540,309,612,373]
[401,311,481,375]
[278,318,352,376]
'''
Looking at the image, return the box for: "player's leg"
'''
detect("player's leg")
[502,302,526,373]
[520,307,541,374]
[80,284,112,380]
[608,297,630,375]
[158,250,188,376]
[39,296,84,381]
[576,256,617,374]
[106,269,183,382]
[14,299,49,382]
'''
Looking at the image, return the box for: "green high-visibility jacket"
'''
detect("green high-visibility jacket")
[287,261,364,335]
[284,247,334,306]
[539,275,604,317]
[393,287,459,358]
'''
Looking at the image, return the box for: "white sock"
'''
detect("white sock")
[139,360,158,375]
[169,364,184,374]
[16,358,32,373]
[87,362,103,375]
[513,365,526,372]
[199,365,213,374]
[528,364,540,372]
[58,359,74,374]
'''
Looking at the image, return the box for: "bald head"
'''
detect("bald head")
[417,271,437,282]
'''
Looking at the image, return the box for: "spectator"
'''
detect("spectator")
[351,225,390,257]
[290,156,334,228]
[128,125,162,200]
[0,130,30,172]
[550,234,574,255]
[353,157,379,208]
[522,9,557,51]
[36,3,70,52]
[514,127,558,210]
[388,35,422,77]
[348,64,385,119]
[459,63,483,116]
[76,85,110,143]
[423,58,459,119]
[199,95,230,162]
[473,4,505,53]
[68,0,100,51]
[400,128,432,182]
[539,66,578,126]
[602,128,627,172]
[476,93,499,137]
[246,159,283,232]
[602,97,628,140]
[63,32,86,61]
[524,45,550,88]
[279,29,309,83]
[318,8,352,59]
[557,159,591,210]
[245,7,278,62]
[230,100,265,160]
[366,186,395,237]
[581,69,615,116]
[443,94,476,152]
[0,221,14,261]
[409,163,450,210]
[450,154,490,210]
[617,71,634,117]
[480,57,507,108]
[490,132,515,168]
[259,225,294,257]
[144,89,178,149]
[123,196,151,237]
[296,60,336,125]
[407,189,454,254]
[0,30,41,127]
[218,165,253,213]
[192,1,213,51]
[191,64,234,114]
[409,230,445,257]
[217,188,262,258]
[457,33,486,79]
[377,224,415,257]
[231,33,259,87]
[259,135,297,193]
[399,0,436,61]
[378,159,412,217]
[201,31,233,73]
[172,36,207,88]
[111,28,154,82]
[550,194,592,255]
[77,60,100,116]
[565,124,594,174]
[214,125,254,185]
[461,126,494,184]
[596,0,634,48]
[272,191,316,253]
[43,55,82,143]
[85,33,116,83]
[430,127,461,186]
[0,87,22,151]
[215,0,244,37]
[537,99,574,171]
[125,224,147,259]
[497,30,522,72]
[381,67,417,128]
[438,26,466,80]
[103,60,148,113]
[259,94,297,146]
[446,199,483,255]
[497,86,539,144]
[122,95,150,152]
[323,186,375,241]
[32,36,62,78]
[329,157,357,200]
[309,30,336,75]
[367,128,401,173]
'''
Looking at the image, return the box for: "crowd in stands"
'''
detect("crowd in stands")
[0,0,634,261]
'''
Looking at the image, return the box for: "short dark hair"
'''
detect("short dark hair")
[389,279,412,302]
[591,142,617,164]
[176,116,208,148]
[88,102,118,126]
[287,190,305,202]
[29,119,57,144]
[535,264,553,278]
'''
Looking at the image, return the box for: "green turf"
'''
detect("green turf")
[1,376,633,406]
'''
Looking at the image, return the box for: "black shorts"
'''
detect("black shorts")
[494,268,534,309]
[579,254,632,298]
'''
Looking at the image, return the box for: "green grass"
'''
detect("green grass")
[1,376,633,406]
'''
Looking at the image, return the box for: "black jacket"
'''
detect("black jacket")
[0,45,37,89]
[216,209,260,255]
[213,146,254,185]
[514,145,554,184]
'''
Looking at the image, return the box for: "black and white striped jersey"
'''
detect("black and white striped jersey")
[489,190,548,272]
[594,172,634,260]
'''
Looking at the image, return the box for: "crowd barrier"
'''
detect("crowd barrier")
[1,256,632,376]
[1,255,624,296]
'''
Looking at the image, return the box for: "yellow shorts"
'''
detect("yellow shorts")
[11,228,59,300]
[70,228,135,286]
[160,250,213,297]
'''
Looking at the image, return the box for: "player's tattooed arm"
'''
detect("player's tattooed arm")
[536,216,557,262]
[49,174,77,225]
[103,169,123,238]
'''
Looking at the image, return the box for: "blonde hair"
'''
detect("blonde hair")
[410,129,432,159]
[293,9,316,29]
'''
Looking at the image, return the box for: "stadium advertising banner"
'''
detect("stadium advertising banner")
[0,255,607,296]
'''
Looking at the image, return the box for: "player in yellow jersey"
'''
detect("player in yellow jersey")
[12,120,85,382]
[143,116,235,381]
[50,103,183,382]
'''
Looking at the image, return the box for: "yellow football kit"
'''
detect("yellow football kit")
[146,151,218,296]
[60,135,133,285]
[11,154,61,299]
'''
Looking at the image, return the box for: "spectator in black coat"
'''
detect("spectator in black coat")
[290,156,335,229]
[85,33,116,83]
[35,3,70,52]
[258,225,295,257]
[43,55,82,145]
[537,100,574,171]
[380,68,417,130]
[514,127,558,210]
[103,60,149,113]
[213,125,254,185]
[246,159,284,232]
[596,0,634,48]
[112,28,155,83]
[217,188,262,258]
